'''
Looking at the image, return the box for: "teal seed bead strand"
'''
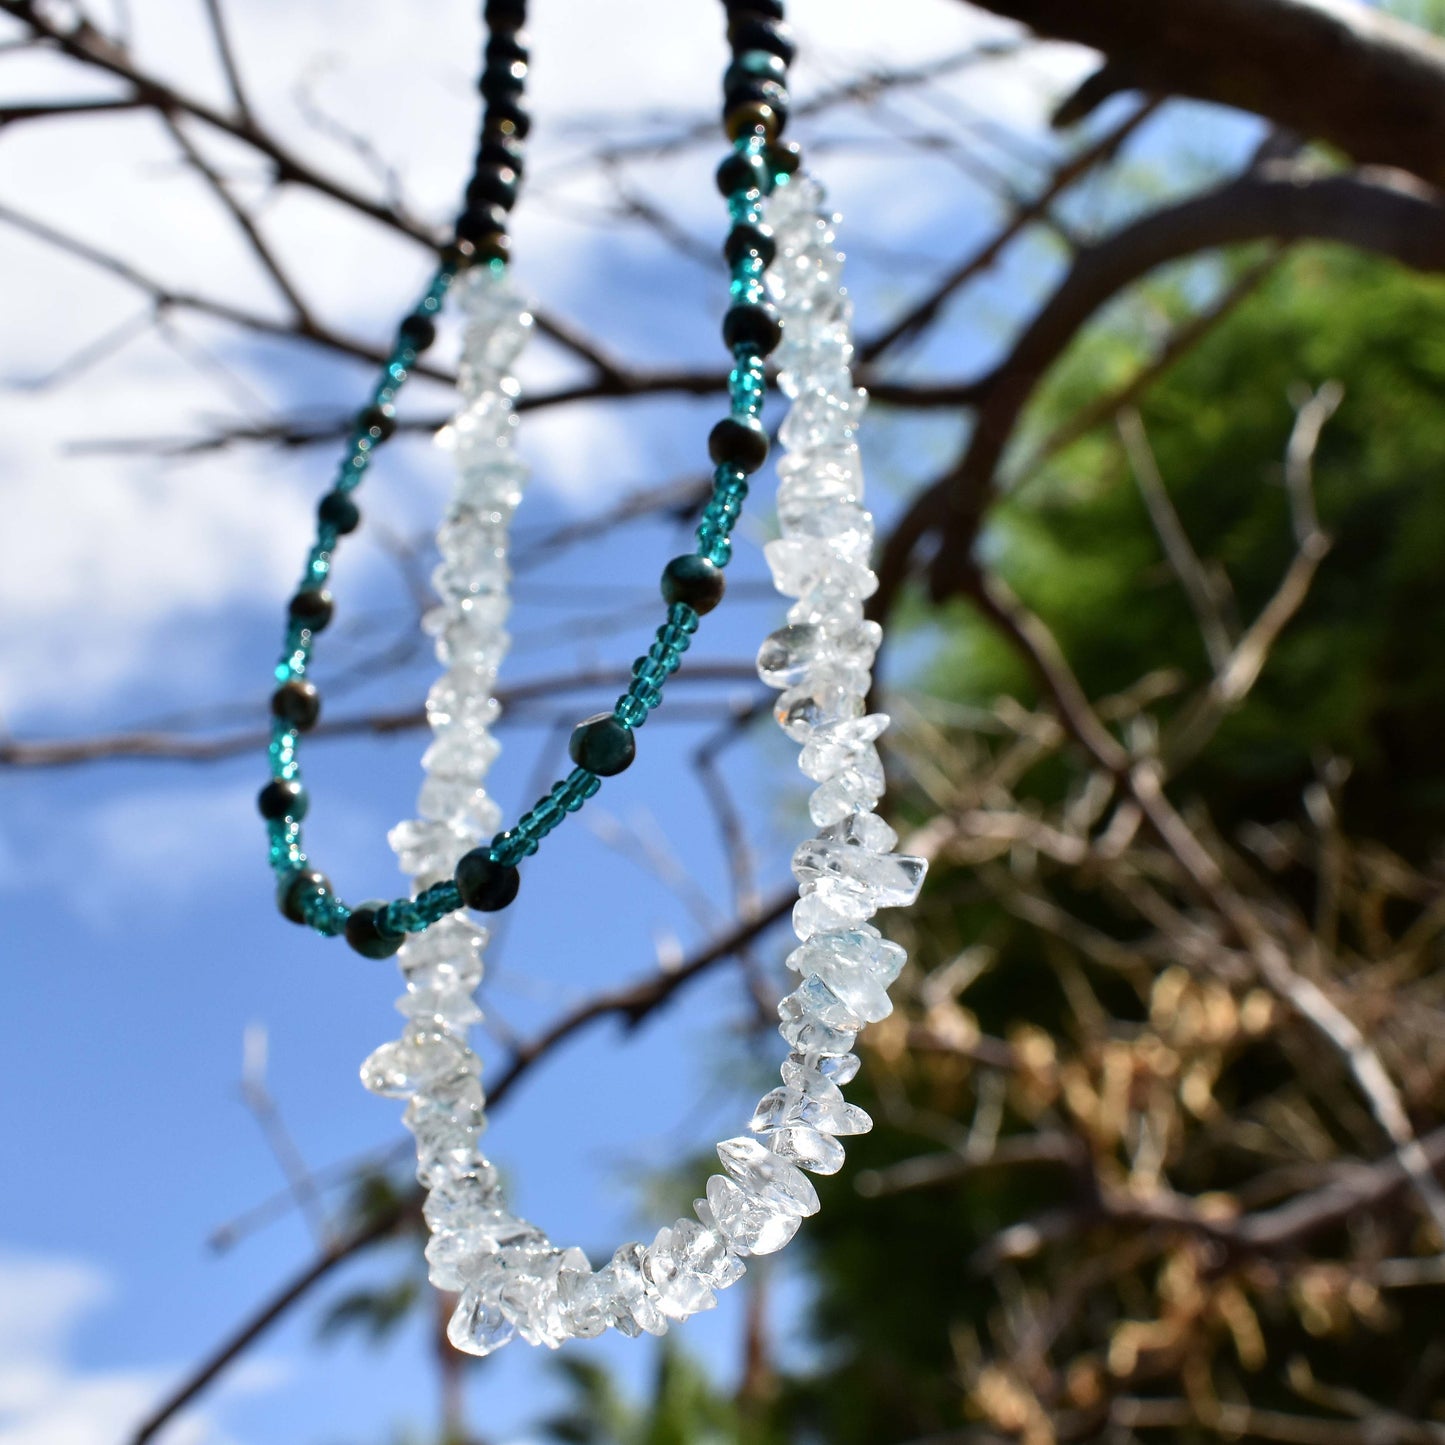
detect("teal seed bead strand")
[264,266,456,937]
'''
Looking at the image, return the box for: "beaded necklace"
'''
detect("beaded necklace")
[260,0,926,1352]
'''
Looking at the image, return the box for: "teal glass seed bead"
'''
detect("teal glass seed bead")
[559,768,601,809]
[614,694,649,728]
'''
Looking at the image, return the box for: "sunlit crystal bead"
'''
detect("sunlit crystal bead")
[397,979,483,1032]
[717,1136,820,1216]
[503,1250,582,1348]
[793,883,875,937]
[643,1226,717,1321]
[775,445,862,504]
[764,538,874,600]
[788,1050,861,1086]
[604,1243,668,1337]
[779,387,867,453]
[775,677,865,740]
[426,671,502,731]
[757,623,826,688]
[763,1122,846,1175]
[672,1214,745,1290]
[448,1286,517,1356]
[399,915,487,972]
[557,1263,610,1340]
[417,775,504,833]
[425,1228,491,1291]
[790,922,907,989]
[423,724,503,779]
[792,839,927,908]
[808,753,886,826]
[360,1027,476,1097]
[704,1174,802,1256]
[820,811,898,852]
[797,715,888,781]
[405,1070,486,1139]
[389,817,476,878]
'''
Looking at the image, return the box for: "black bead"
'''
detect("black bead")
[277,868,330,925]
[661,555,726,615]
[456,201,510,244]
[724,221,776,268]
[708,415,770,473]
[728,16,796,64]
[768,139,802,177]
[466,166,519,212]
[318,490,360,535]
[258,777,308,822]
[716,149,768,198]
[288,587,334,632]
[722,301,783,355]
[485,97,531,139]
[272,679,321,731]
[472,230,511,264]
[484,0,526,31]
[487,31,529,65]
[725,101,780,143]
[480,58,527,98]
[359,402,397,441]
[399,312,437,353]
[478,135,526,175]
[344,901,404,959]
[726,0,785,17]
[440,238,476,270]
[455,849,521,912]
[568,713,636,777]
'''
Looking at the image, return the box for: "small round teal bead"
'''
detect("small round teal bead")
[568,713,636,776]
[344,901,404,958]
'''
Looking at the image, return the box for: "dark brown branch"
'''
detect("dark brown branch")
[963,0,1445,191]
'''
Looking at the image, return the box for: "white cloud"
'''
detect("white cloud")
[0,1251,284,1445]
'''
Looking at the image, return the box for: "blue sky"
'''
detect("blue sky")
[0,1,1268,1440]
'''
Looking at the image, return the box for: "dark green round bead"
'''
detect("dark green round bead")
[661,555,726,615]
[479,135,525,176]
[399,313,437,352]
[716,149,768,197]
[455,849,521,911]
[359,403,397,441]
[725,51,788,92]
[344,901,404,959]
[768,139,802,177]
[724,222,776,268]
[288,587,333,632]
[258,777,307,821]
[277,868,329,925]
[486,97,531,139]
[272,679,320,731]
[466,166,519,212]
[728,16,796,64]
[569,713,636,776]
[708,415,769,473]
[724,78,788,127]
[722,302,782,355]
[318,490,360,535]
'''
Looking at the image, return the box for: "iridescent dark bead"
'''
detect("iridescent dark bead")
[466,167,519,212]
[661,554,726,614]
[724,101,779,143]
[258,777,307,821]
[344,901,404,958]
[472,231,510,264]
[726,51,788,92]
[359,402,397,441]
[768,139,802,176]
[288,587,334,632]
[399,313,437,352]
[716,149,768,197]
[728,15,796,64]
[457,201,509,244]
[318,490,360,535]
[455,849,521,911]
[708,415,769,472]
[272,679,320,731]
[724,77,788,122]
[277,868,330,925]
[722,302,782,355]
[569,713,636,776]
[724,222,776,268]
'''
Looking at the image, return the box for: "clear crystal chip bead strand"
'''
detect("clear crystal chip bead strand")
[359,170,926,1356]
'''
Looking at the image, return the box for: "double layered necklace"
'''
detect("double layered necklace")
[259,0,926,1353]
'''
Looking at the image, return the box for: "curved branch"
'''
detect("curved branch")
[963,0,1445,191]
[871,166,1445,614]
